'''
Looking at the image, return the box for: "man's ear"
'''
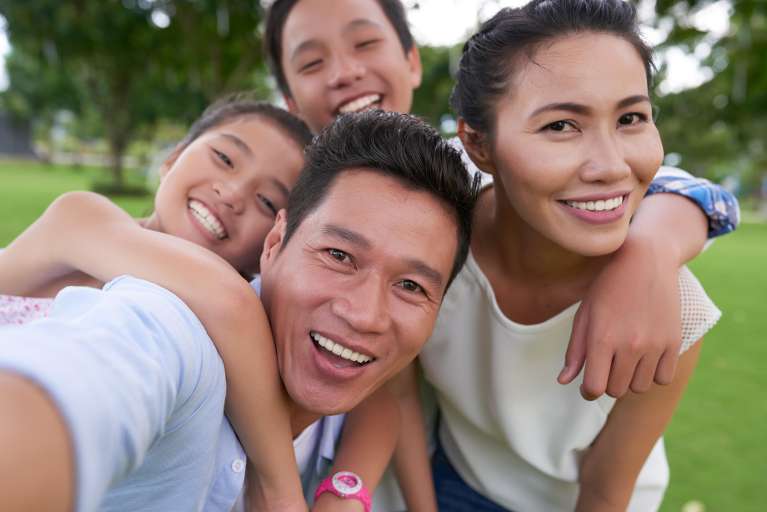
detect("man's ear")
[457,118,496,175]
[406,45,423,89]
[260,209,288,272]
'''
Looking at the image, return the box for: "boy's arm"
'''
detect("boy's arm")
[575,341,702,511]
[1,191,305,511]
[390,362,438,512]
[313,386,401,512]
[561,169,737,399]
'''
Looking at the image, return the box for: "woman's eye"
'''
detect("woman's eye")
[257,194,277,216]
[398,279,425,295]
[213,148,233,168]
[618,112,648,126]
[328,248,350,264]
[543,120,577,132]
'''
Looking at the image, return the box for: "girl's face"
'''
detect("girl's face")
[480,32,663,257]
[151,116,305,274]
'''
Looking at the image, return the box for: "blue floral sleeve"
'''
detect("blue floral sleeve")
[646,166,740,238]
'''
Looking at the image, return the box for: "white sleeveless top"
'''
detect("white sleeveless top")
[418,255,720,512]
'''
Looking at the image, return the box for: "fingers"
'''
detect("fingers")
[629,353,661,394]
[560,304,589,385]
[579,342,613,401]
[654,349,679,385]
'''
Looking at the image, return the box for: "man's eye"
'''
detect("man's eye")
[328,248,350,263]
[618,112,648,126]
[398,279,424,294]
[213,148,233,168]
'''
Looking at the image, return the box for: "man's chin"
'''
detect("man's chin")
[286,384,366,416]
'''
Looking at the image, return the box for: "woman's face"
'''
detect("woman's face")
[486,32,663,257]
[151,116,305,274]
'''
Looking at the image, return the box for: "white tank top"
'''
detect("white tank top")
[418,255,720,511]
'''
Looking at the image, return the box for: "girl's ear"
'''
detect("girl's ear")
[260,209,288,272]
[159,144,184,178]
[457,119,496,175]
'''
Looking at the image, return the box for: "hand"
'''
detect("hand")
[558,235,682,400]
[311,492,365,512]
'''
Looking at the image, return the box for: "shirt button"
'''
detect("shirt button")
[231,459,245,473]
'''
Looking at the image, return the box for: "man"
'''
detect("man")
[0,111,477,511]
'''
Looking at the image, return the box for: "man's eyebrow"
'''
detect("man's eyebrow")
[530,95,652,118]
[219,133,253,157]
[321,224,372,249]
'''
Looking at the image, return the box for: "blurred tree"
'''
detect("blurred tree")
[411,45,458,131]
[652,0,766,193]
[0,0,269,189]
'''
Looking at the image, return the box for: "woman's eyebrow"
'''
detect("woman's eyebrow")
[529,95,652,118]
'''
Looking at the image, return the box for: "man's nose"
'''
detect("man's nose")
[331,274,391,334]
[327,53,366,89]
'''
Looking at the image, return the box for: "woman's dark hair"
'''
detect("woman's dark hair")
[177,93,313,153]
[264,0,414,97]
[450,0,655,136]
[283,110,480,290]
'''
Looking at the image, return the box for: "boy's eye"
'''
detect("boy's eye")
[299,59,322,73]
[356,39,380,49]
[257,194,277,216]
[213,148,233,168]
[618,112,648,126]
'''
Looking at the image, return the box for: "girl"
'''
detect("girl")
[0,97,314,511]
[400,1,722,510]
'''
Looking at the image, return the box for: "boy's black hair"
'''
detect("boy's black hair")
[284,110,480,290]
[451,0,655,137]
[264,0,414,97]
[178,93,313,152]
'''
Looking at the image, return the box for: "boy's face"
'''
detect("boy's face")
[279,0,422,133]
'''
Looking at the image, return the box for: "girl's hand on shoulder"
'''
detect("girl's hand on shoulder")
[559,233,681,400]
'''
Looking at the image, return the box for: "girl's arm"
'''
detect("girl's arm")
[390,361,438,512]
[0,191,305,511]
[313,386,401,512]
[575,341,702,511]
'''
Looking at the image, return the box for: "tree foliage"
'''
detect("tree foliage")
[0,0,269,187]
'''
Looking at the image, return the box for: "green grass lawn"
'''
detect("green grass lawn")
[1,161,764,511]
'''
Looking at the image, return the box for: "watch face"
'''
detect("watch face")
[332,471,363,495]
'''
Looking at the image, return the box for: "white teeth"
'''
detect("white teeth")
[189,200,227,239]
[565,196,624,212]
[310,332,373,364]
[338,94,381,114]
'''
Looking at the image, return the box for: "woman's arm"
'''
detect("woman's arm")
[0,191,305,511]
[312,386,401,512]
[575,341,703,511]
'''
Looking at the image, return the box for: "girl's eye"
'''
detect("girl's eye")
[543,120,577,132]
[398,279,425,295]
[257,194,277,216]
[618,112,648,126]
[328,248,351,264]
[213,148,233,168]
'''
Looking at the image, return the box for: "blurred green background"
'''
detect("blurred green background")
[0,0,765,511]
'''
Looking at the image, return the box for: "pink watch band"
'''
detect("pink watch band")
[314,471,372,512]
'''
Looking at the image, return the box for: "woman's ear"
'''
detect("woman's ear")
[457,119,496,175]
[260,209,288,272]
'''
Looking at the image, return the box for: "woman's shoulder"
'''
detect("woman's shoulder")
[677,266,721,354]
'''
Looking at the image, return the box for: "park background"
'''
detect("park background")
[0,1,764,511]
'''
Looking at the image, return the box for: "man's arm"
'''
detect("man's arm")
[561,168,737,399]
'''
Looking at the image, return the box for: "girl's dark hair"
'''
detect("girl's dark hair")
[450,0,655,136]
[177,93,313,152]
[264,0,414,97]
[283,110,480,290]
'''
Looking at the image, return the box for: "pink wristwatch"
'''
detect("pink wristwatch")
[313,471,372,512]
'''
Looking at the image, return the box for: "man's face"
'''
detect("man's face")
[259,170,457,415]
[279,0,422,133]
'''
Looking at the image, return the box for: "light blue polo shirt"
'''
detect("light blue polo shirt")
[0,276,342,511]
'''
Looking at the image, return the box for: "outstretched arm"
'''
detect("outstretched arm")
[561,168,736,399]
[0,191,305,511]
